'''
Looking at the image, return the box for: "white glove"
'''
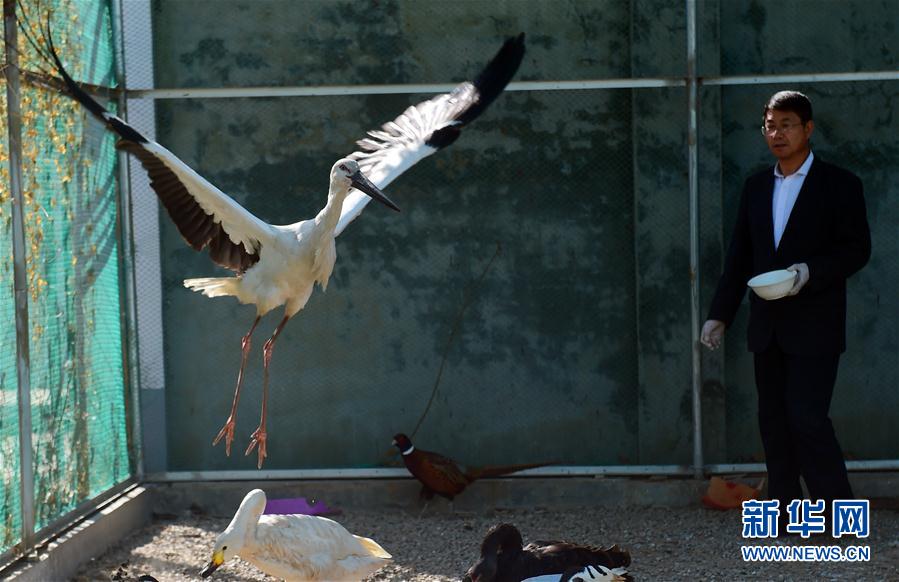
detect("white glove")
[786,263,809,296]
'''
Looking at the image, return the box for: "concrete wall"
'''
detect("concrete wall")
[139,0,898,472]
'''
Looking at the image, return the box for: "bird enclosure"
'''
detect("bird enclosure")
[2,0,898,573]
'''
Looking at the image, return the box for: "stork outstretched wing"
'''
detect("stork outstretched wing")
[45,31,273,274]
[335,33,525,237]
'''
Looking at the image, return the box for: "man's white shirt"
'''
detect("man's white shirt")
[772,151,814,249]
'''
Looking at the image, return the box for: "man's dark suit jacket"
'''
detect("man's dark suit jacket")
[708,156,871,355]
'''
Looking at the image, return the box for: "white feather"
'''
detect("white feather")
[333,83,481,237]
[142,141,275,253]
[522,564,630,582]
[335,140,435,236]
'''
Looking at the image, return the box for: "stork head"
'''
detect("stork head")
[200,489,266,578]
[330,158,400,212]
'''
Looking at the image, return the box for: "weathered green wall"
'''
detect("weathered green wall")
[146,0,897,471]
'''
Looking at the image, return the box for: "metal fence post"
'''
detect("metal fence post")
[3,0,36,554]
[686,0,704,479]
[110,0,144,483]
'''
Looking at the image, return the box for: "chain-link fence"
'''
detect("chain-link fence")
[1,0,133,561]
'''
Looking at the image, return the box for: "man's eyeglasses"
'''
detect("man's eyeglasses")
[761,122,805,136]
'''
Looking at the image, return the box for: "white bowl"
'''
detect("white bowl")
[747,269,796,300]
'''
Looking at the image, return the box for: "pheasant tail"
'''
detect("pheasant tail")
[465,461,554,480]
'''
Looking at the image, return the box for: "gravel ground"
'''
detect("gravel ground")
[74,505,899,581]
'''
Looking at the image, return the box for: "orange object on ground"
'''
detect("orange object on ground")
[701,476,765,510]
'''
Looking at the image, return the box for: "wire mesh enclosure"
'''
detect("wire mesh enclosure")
[0,76,21,555]
[1,0,897,565]
[137,0,696,473]
[153,88,668,471]
[1,0,133,560]
[711,79,899,464]
[133,0,897,475]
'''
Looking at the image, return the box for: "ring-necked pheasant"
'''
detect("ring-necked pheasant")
[463,523,632,582]
[391,433,553,501]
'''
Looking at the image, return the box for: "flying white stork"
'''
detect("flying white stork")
[42,27,525,468]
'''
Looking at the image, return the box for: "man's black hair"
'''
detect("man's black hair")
[764,91,813,124]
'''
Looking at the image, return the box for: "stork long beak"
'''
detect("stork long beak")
[351,170,400,212]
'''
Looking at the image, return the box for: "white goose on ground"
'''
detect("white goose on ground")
[200,488,391,581]
[40,24,525,467]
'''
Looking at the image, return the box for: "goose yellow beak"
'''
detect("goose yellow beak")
[200,549,224,578]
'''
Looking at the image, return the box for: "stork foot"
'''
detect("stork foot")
[212,417,237,456]
[245,427,268,469]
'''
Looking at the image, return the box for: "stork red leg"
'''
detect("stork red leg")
[246,314,290,468]
[213,315,261,455]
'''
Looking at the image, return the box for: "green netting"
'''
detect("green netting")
[0,76,23,556]
[0,0,130,540]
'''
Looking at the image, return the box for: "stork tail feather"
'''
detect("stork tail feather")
[183,277,239,298]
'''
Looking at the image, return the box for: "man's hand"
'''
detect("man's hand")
[701,319,725,350]
[786,262,809,296]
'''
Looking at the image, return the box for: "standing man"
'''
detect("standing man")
[701,91,871,516]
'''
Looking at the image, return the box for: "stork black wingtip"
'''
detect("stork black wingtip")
[477,32,526,87]
[455,32,526,126]
[43,19,148,144]
[44,21,102,119]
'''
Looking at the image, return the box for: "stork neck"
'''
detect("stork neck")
[316,182,351,233]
